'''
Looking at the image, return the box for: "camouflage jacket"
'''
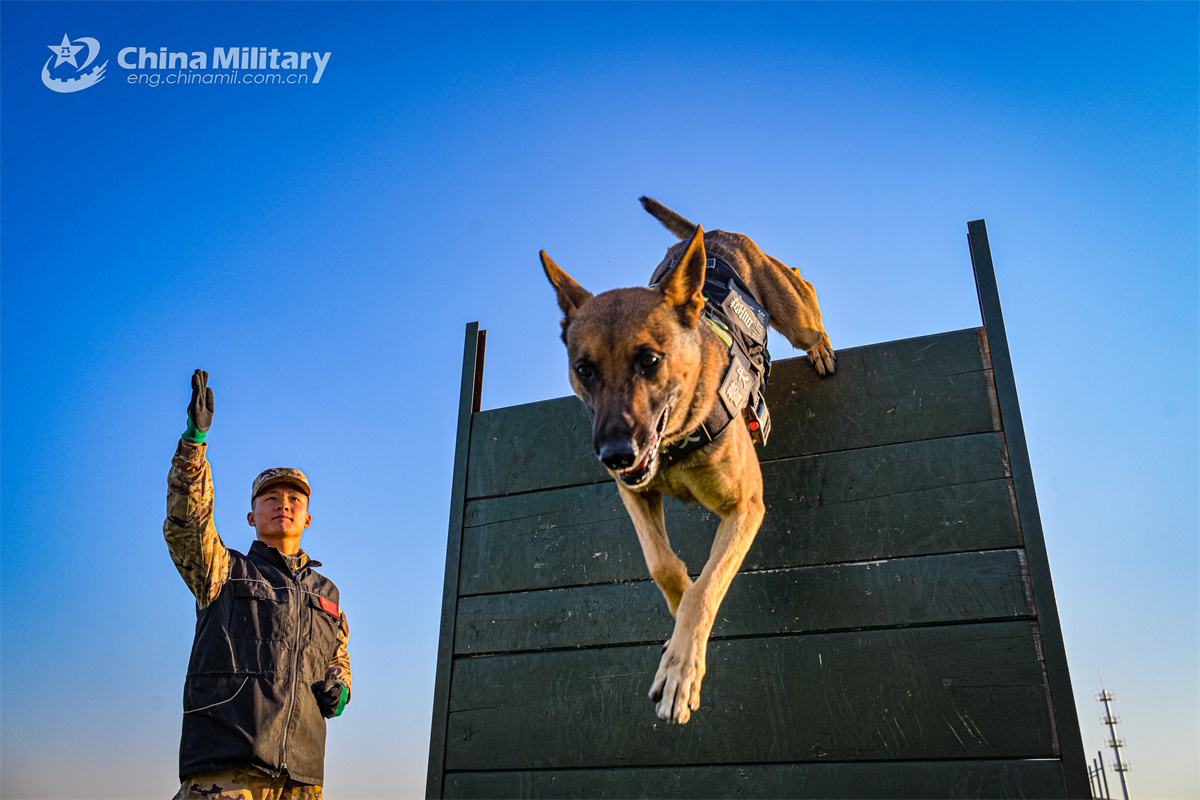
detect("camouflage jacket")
[165,440,351,783]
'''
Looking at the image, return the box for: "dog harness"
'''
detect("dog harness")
[654,256,772,467]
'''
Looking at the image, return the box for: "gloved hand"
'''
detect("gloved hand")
[313,680,349,718]
[183,369,214,444]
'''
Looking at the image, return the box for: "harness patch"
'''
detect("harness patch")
[719,350,755,417]
[720,282,768,344]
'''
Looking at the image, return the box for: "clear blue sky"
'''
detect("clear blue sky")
[2,2,1195,798]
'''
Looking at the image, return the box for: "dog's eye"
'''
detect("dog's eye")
[574,362,594,379]
[638,353,660,372]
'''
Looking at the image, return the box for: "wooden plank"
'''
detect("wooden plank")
[445,621,1056,770]
[460,480,639,595]
[761,328,996,460]
[759,431,1010,509]
[455,550,1032,655]
[445,759,1069,799]
[749,479,1020,573]
[465,330,996,499]
[788,326,986,382]
[969,220,1088,797]
[764,368,996,460]
[426,324,486,799]
[460,433,1012,595]
[466,395,604,499]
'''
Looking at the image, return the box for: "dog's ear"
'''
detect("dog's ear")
[541,250,594,323]
[658,224,706,327]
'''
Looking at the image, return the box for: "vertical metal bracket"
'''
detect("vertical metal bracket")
[968,221,1089,797]
[425,322,485,799]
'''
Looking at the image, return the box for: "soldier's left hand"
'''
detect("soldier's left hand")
[188,369,215,432]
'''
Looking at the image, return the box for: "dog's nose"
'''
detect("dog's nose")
[598,441,637,471]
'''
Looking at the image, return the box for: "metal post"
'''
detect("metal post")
[1098,682,1131,800]
[425,322,486,799]
[1098,750,1111,800]
[967,220,1090,796]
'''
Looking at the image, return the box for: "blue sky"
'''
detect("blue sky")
[1,2,1196,798]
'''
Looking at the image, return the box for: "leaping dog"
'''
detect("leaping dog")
[541,197,834,724]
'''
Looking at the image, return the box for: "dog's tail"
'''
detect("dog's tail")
[640,196,698,240]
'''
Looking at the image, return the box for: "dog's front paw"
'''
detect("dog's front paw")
[648,636,706,724]
[808,333,836,376]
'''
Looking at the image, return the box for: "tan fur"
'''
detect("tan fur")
[542,198,833,724]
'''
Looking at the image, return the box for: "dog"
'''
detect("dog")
[541,197,834,724]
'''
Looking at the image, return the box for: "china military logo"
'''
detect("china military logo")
[43,34,107,94]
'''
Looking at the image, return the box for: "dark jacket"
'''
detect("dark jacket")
[179,540,343,785]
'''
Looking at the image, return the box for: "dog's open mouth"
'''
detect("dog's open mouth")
[617,404,671,488]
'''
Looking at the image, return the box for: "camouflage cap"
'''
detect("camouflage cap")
[251,467,312,501]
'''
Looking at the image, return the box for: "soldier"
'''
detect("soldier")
[165,369,351,800]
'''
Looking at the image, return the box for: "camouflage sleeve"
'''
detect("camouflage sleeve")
[326,611,352,697]
[164,439,231,608]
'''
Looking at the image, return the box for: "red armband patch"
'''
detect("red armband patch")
[319,597,339,617]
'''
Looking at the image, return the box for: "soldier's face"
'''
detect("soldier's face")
[247,482,311,549]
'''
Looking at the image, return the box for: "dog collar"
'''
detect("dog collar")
[659,401,729,468]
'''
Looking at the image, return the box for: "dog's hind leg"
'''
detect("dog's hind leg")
[617,487,693,617]
[749,254,836,375]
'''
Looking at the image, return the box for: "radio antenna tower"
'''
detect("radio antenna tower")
[1097,671,1130,800]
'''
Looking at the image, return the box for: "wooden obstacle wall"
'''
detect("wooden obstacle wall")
[426,221,1088,798]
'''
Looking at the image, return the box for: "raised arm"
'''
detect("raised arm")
[163,369,230,608]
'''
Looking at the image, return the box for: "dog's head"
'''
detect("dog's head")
[542,226,708,490]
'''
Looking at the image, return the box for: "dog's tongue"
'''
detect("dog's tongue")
[620,462,649,486]
[632,445,653,471]
[619,431,661,485]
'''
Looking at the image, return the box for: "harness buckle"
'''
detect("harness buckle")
[743,392,771,446]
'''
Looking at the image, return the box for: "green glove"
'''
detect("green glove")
[333,684,349,717]
[314,680,349,718]
[183,369,214,444]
